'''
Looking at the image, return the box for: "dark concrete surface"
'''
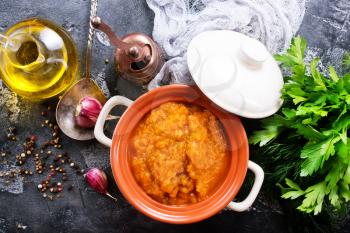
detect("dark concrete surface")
[0,0,349,233]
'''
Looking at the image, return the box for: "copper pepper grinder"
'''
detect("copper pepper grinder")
[91,16,164,85]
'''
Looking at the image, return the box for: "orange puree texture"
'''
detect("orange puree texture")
[130,102,229,205]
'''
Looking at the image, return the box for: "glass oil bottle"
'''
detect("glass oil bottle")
[0,18,79,100]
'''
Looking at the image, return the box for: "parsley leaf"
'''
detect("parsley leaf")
[300,136,340,177]
[278,178,305,200]
[250,36,350,215]
[298,181,327,215]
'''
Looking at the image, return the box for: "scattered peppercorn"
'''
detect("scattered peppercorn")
[0,107,86,201]
[67,184,74,191]
[6,127,17,141]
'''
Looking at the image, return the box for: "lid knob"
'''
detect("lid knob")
[128,46,140,58]
[240,38,268,67]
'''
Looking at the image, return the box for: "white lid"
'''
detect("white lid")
[187,30,284,119]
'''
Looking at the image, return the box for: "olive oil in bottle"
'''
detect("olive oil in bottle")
[0,18,79,100]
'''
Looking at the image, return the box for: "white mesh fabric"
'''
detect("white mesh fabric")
[147,0,305,89]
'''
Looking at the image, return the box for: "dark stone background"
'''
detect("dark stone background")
[0,0,349,232]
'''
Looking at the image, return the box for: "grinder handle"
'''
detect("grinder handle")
[91,16,144,59]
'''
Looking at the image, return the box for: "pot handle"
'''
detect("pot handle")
[94,96,133,147]
[227,161,264,212]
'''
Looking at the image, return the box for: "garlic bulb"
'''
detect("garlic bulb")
[75,97,102,128]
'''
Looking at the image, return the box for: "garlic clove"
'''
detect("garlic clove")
[84,168,118,202]
[84,168,108,194]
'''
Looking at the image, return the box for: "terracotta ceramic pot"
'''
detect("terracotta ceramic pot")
[94,84,264,224]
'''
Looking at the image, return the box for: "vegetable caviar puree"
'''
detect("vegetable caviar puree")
[130,102,229,205]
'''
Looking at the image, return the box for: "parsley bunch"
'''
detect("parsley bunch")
[250,36,350,215]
